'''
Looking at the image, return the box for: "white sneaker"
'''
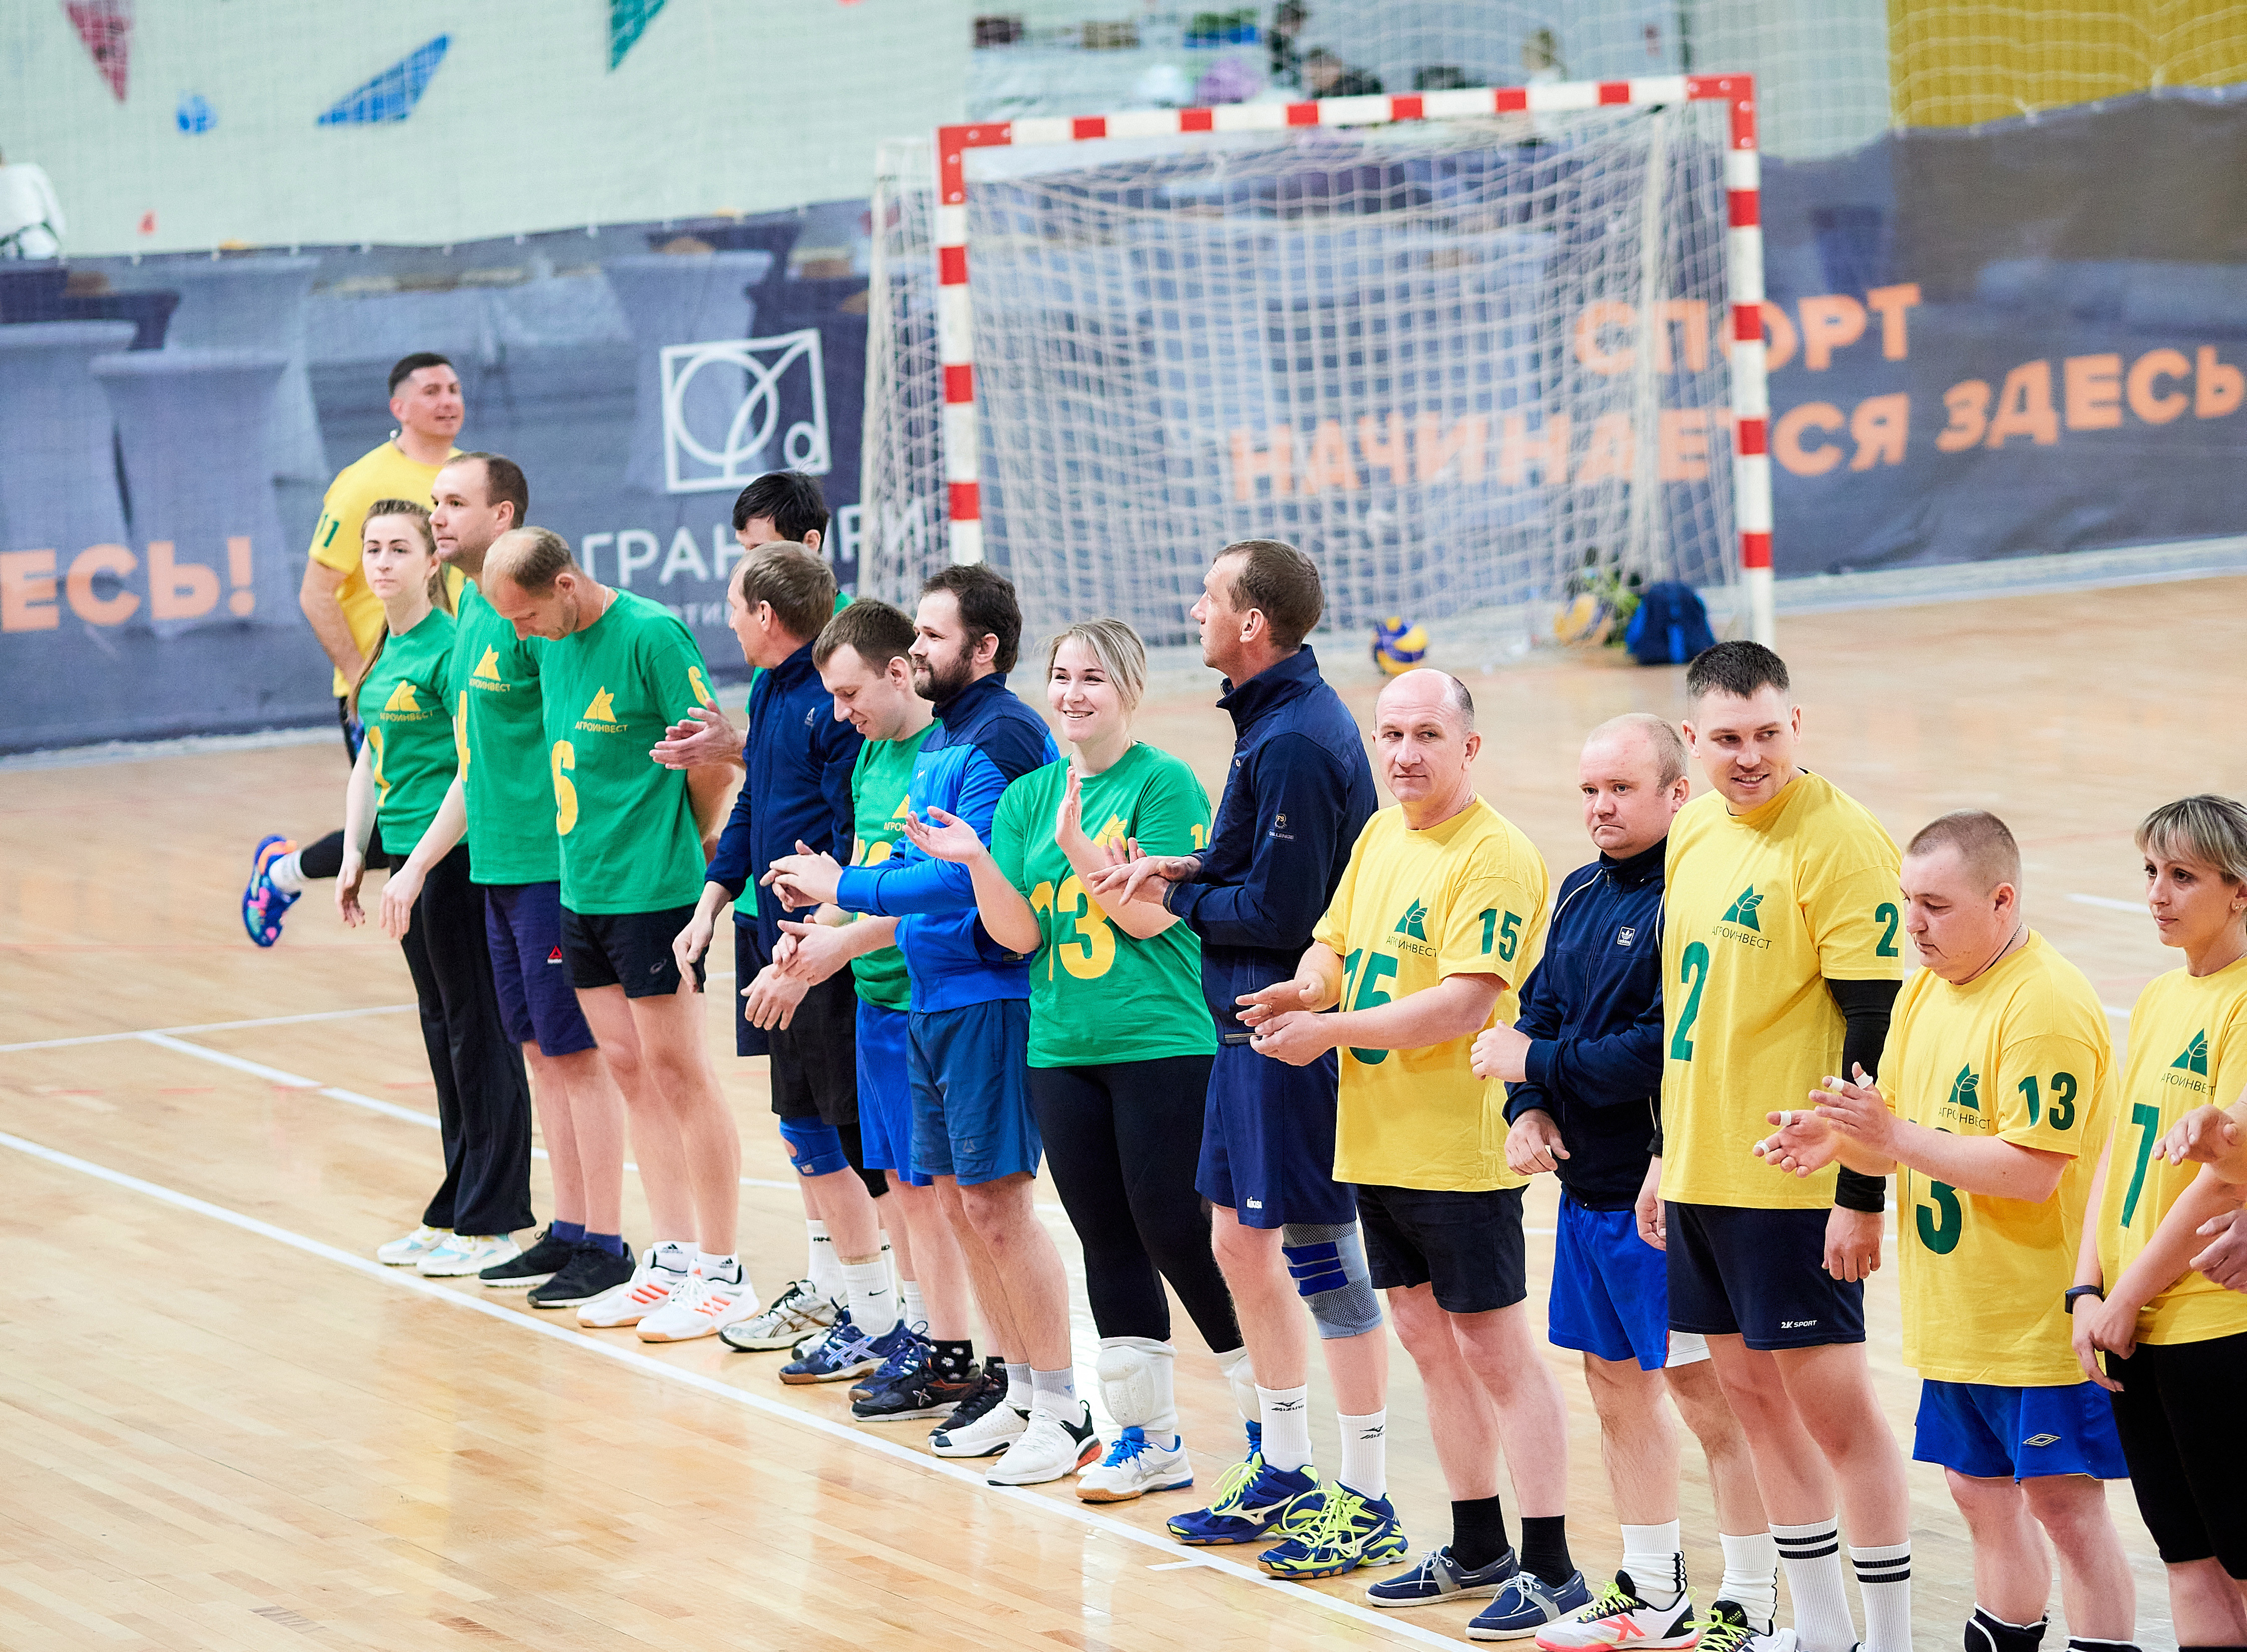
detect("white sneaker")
[1533,1573,1698,1650]
[719,1278,838,1351]
[929,1388,1030,1459]
[987,1399,1101,1486]
[578,1250,688,1328]
[377,1225,450,1266]
[1076,1425,1194,1503]
[416,1234,519,1277]
[636,1267,757,1343]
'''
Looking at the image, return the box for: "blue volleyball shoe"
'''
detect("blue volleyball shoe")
[242,834,298,947]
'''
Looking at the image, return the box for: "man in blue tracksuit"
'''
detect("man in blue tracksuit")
[764,565,1091,1485]
[1089,539,1387,1558]
[1471,712,1773,1639]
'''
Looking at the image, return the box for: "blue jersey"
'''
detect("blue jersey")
[833,671,1058,1013]
[1503,838,1667,1209]
[705,639,862,951]
[1167,647,1377,1033]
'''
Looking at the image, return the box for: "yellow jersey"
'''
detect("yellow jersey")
[1661,770,1904,1209]
[307,440,461,695]
[1311,796,1549,1192]
[1887,932,2115,1384]
[2098,955,2247,1345]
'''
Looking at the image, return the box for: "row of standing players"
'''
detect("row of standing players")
[236,375,2247,1652]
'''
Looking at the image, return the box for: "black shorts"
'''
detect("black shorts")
[2106,1330,2247,1574]
[560,904,705,998]
[1357,1183,1527,1315]
[1665,1202,1864,1351]
[770,968,860,1128]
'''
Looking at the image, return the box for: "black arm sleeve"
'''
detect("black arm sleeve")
[1828,977,1901,1214]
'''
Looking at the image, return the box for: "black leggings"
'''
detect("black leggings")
[399,843,536,1236]
[2106,1329,2247,1575]
[1028,1053,1241,1351]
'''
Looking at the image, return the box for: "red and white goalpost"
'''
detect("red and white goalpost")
[868,74,1773,646]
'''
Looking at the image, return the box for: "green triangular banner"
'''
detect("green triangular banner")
[609,0,667,69]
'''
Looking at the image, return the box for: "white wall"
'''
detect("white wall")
[1,0,970,255]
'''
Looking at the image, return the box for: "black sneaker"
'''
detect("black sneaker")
[854,1340,984,1421]
[528,1241,636,1308]
[479,1225,575,1288]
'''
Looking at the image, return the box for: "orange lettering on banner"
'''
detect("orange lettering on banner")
[2198,346,2244,419]
[0,549,59,632]
[1937,380,1991,452]
[1231,425,1294,499]
[1301,420,1358,494]
[67,544,140,625]
[2127,348,2191,424]
[1576,414,1635,484]
[1985,360,2059,448]
[1774,402,1845,476]
[1798,295,1868,371]
[148,540,221,621]
[1657,408,1711,481]
[1864,284,1921,360]
[1414,414,1486,484]
[1498,413,1571,486]
[1655,300,1709,372]
[1850,393,1910,469]
[1574,302,1636,375]
[1356,413,1410,484]
[2063,354,2123,430]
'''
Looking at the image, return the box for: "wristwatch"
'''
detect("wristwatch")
[2063,1285,2105,1314]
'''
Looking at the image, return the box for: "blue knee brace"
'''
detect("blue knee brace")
[1281,1222,1383,1339]
[778,1116,849,1177]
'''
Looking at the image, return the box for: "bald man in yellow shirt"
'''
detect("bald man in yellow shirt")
[241,353,464,947]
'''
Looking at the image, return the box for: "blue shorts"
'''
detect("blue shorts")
[1551,1196,1676,1370]
[857,999,930,1187]
[1196,1038,1356,1229]
[1666,1201,1865,1351]
[907,999,1041,1187]
[483,882,596,1057]
[1914,1378,2129,1481]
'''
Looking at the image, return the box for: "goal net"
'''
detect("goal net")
[862,81,1767,647]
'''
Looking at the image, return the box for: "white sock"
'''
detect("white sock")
[1620,1521,1684,1607]
[266,850,306,894]
[900,1279,926,1328]
[650,1238,694,1274]
[841,1253,898,1335]
[1337,1408,1387,1500]
[1718,1530,1780,1628]
[1004,1360,1033,1412]
[805,1219,844,1308]
[1214,1344,1257,1426]
[1032,1366,1078,1409]
[1257,1383,1313,1473]
[695,1251,744,1291]
[1850,1541,1911,1652]
[1771,1519,1856,1652]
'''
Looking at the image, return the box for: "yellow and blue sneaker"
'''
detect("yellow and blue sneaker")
[242,834,298,947]
[1257,1482,1409,1580]
[1165,1423,1322,1546]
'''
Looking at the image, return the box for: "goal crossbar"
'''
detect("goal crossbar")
[931,73,1775,646]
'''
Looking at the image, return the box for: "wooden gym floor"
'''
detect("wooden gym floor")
[5,577,2237,1652]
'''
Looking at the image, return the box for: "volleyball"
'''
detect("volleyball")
[1371,617,1428,676]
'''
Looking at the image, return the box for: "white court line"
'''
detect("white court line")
[0,1126,1468,1652]
[0,1002,417,1054]
[2068,892,2145,914]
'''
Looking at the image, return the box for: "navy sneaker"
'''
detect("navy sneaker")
[1165,1423,1322,1547]
[779,1312,900,1386]
[1367,1545,1519,1608]
[1469,1570,1592,1641]
[849,1321,931,1402]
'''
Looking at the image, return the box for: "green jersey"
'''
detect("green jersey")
[989,742,1216,1067]
[539,588,719,914]
[449,583,559,885]
[359,608,458,858]
[846,723,936,1010]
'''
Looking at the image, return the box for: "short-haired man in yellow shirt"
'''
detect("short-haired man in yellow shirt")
[1758,810,2137,1652]
[242,353,465,946]
[1661,641,1911,1652]
[1241,668,1581,1636]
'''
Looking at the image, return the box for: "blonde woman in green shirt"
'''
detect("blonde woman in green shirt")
[337,501,535,1280]
[905,618,1246,1502]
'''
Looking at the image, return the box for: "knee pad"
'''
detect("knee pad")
[778,1116,849,1178]
[1216,1346,1258,1425]
[1281,1222,1383,1340]
[1094,1336,1174,1430]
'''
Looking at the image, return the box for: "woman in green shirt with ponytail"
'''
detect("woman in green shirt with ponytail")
[337,500,535,1280]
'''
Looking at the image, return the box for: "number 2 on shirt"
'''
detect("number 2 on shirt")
[1669,941,1711,1061]
[1339,947,1397,1066]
